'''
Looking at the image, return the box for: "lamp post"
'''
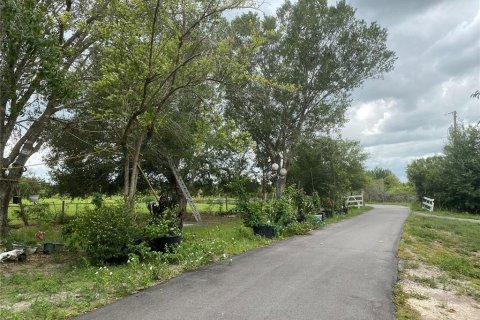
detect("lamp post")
[271,163,287,199]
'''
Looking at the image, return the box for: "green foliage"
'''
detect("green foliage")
[165,235,227,270]
[368,167,395,180]
[26,203,54,222]
[0,0,105,237]
[91,193,104,209]
[280,221,312,237]
[17,176,50,198]
[237,185,305,228]
[237,201,263,227]
[226,0,395,181]
[263,196,297,227]
[407,124,480,213]
[288,137,368,198]
[145,207,181,238]
[63,203,139,265]
[407,156,445,201]
[441,125,480,213]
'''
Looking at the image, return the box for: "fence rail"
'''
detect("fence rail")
[8,197,239,218]
[345,193,364,208]
[422,196,434,212]
[8,201,94,216]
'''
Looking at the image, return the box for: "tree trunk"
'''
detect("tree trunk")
[0,182,13,238]
[18,202,29,226]
[174,182,187,230]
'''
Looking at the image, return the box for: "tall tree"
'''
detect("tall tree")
[225,0,395,193]
[287,136,368,200]
[442,124,480,212]
[406,156,445,203]
[0,0,107,236]
[407,124,479,213]
[86,0,251,210]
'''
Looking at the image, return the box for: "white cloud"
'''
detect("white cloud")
[340,0,479,180]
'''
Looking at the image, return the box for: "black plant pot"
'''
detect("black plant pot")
[324,210,333,218]
[12,196,21,204]
[104,255,129,265]
[297,215,306,223]
[148,235,182,253]
[252,225,277,238]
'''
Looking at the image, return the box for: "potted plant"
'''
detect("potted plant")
[324,197,334,218]
[242,197,297,238]
[144,207,182,252]
[238,201,274,238]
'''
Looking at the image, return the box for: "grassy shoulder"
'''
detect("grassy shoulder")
[0,207,371,320]
[395,213,480,320]
[410,202,480,220]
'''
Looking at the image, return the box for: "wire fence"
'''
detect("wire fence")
[8,197,239,221]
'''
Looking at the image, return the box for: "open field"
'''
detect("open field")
[395,213,480,320]
[6,196,237,226]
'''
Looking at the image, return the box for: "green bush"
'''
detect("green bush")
[63,203,139,265]
[91,192,104,209]
[264,197,297,227]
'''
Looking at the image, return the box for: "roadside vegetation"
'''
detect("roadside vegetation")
[395,213,480,320]
[407,124,479,214]
[0,206,371,319]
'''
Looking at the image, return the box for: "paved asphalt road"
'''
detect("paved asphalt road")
[77,205,409,320]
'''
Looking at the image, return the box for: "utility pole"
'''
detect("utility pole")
[447,110,457,132]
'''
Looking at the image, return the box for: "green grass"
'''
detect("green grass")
[420,210,480,220]
[412,275,437,288]
[400,215,480,278]
[4,224,64,247]
[395,212,480,318]
[393,284,422,320]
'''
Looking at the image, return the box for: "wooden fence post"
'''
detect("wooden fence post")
[61,200,65,223]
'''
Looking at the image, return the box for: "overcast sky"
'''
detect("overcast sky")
[27,0,480,182]
[261,0,480,181]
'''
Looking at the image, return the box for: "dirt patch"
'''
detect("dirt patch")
[6,291,83,311]
[399,261,480,320]
[0,252,70,276]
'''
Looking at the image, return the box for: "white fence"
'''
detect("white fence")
[422,197,434,212]
[345,192,364,208]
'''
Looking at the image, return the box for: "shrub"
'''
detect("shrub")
[144,206,181,238]
[91,192,104,209]
[63,203,139,265]
[239,201,265,227]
